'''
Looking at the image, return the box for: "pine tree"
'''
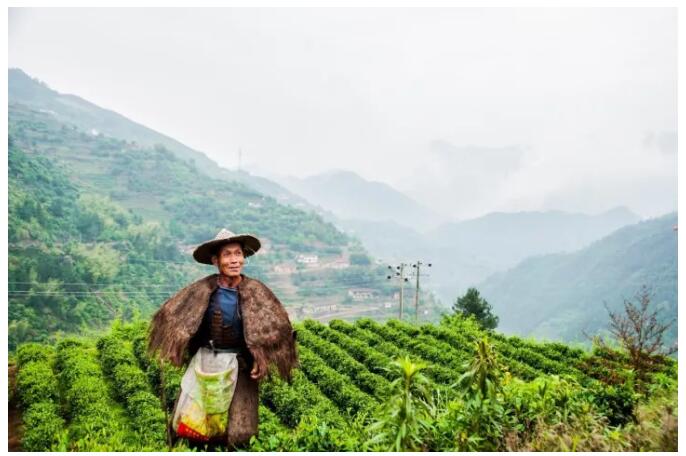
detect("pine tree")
[452,288,499,330]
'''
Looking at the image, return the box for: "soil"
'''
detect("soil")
[8,364,23,451]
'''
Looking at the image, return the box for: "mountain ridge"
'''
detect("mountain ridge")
[8,68,316,212]
[271,169,447,233]
[476,211,677,346]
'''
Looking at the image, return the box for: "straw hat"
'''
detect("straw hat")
[192,228,261,265]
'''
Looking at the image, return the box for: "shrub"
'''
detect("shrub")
[16,343,54,368]
[21,401,65,451]
[16,361,59,407]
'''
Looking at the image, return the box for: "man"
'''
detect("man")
[147,229,298,448]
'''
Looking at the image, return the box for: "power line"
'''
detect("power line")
[8,278,388,287]
[8,286,392,296]
[8,273,404,288]
[8,281,190,287]
[7,280,396,296]
[9,245,381,276]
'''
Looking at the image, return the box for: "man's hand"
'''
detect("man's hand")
[250,357,269,381]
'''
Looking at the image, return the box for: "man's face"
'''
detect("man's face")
[211,242,245,277]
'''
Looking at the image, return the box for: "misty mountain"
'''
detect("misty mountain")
[333,207,642,306]
[8,68,313,211]
[428,207,642,270]
[332,218,429,260]
[476,212,677,346]
[271,169,447,233]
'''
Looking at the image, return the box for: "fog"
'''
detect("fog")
[9,7,677,220]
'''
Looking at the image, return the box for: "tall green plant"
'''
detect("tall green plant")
[436,336,510,451]
[458,336,502,398]
[365,356,434,451]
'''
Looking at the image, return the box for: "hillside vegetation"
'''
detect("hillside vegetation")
[9,315,677,451]
[479,212,677,347]
[8,106,406,349]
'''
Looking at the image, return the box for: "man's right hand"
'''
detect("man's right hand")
[250,358,268,381]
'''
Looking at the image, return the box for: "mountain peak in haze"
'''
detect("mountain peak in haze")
[271,169,447,233]
[598,206,640,219]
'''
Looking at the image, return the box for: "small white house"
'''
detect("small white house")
[296,254,319,264]
[273,264,297,274]
[348,288,376,301]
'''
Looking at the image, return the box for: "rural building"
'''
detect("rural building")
[348,288,376,301]
[296,254,319,264]
[273,264,297,274]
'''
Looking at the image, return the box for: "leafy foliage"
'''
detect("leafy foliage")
[452,287,499,329]
[12,313,677,451]
[8,142,190,351]
[366,357,434,451]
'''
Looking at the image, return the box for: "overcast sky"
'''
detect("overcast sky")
[9,7,677,220]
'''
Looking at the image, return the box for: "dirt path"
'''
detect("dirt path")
[8,364,22,451]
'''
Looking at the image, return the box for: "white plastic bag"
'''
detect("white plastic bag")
[172,347,239,441]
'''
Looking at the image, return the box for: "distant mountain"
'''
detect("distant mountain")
[8,68,312,210]
[428,207,642,270]
[271,169,447,233]
[476,212,677,346]
[333,218,429,261]
[334,208,642,306]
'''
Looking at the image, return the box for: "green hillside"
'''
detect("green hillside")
[8,139,202,350]
[8,101,433,350]
[8,103,347,249]
[478,212,677,347]
[8,68,312,208]
[9,316,677,451]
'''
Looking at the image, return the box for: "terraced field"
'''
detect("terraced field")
[10,315,677,451]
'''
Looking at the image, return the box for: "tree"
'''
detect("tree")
[452,288,499,330]
[599,284,677,378]
[349,253,371,266]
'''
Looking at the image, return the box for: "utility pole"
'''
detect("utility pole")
[411,260,432,322]
[238,148,243,172]
[399,263,406,320]
[387,263,409,319]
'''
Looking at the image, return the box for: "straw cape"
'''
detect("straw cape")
[147,272,298,445]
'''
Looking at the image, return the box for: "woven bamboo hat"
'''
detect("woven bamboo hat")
[192,228,261,265]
